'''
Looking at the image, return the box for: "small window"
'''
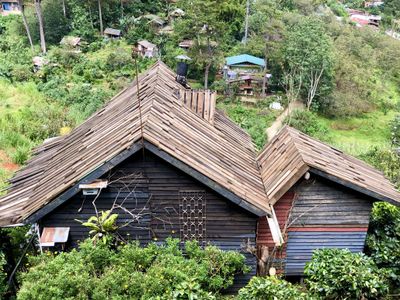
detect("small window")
[179,191,206,245]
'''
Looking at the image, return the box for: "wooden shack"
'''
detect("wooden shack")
[104,28,121,39]
[0,0,20,16]
[137,40,158,58]
[0,63,267,289]
[0,62,399,285]
[256,127,400,276]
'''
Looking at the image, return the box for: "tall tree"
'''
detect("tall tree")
[281,17,333,109]
[98,0,104,35]
[34,0,46,53]
[17,0,34,50]
[175,0,226,89]
[61,0,66,17]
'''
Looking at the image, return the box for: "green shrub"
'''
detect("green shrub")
[0,252,7,297]
[366,202,400,293]
[17,239,248,299]
[285,109,330,141]
[105,50,133,72]
[10,145,31,165]
[390,114,400,147]
[238,276,311,300]
[360,147,400,188]
[304,248,388,299]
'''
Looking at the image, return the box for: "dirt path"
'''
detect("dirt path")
[266,100,304,141]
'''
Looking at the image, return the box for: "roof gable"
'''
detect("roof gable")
[226,54,265,67]
[0,62,269,226]
[258,126,400,206]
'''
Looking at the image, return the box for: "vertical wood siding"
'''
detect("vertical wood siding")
[41,150,257,290]
[285,231,368,275]
[256,176,374,277]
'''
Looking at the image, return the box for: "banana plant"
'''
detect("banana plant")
[76,210,119,245]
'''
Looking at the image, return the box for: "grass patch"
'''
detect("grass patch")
[0,80,46,113]
[316,110,395,156]
[217,98,279,150]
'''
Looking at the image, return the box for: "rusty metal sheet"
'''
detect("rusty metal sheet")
[40,227,70,247]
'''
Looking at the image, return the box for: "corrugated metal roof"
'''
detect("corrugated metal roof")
[40,227,70,247]
[104,28,121,36]
[226,54,265,67]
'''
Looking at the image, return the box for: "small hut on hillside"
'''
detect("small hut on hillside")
[60,36,81,51]
[224,54,267,97]
[137,40,158,58]
[0,0,20,16]
[0,62,399,287]
[104,28,121,39]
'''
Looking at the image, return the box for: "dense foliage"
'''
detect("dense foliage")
[304,248,388,299]
[366,202,400,293]
[284,109,330,141]
[17,239,248,299]
[237,276,311,300]
[0,252,7,298]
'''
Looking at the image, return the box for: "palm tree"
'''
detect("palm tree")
[34,0,46,53]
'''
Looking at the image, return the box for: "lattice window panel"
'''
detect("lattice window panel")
[179,191,206,246]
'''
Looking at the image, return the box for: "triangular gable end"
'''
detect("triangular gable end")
[258,126,400,207]
[25,140,266,224]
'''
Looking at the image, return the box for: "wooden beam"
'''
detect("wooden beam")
[24,144,142,224]
[144,141,267,217]
[310,168,400,207]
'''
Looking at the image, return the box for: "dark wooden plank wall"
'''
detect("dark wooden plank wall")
[289,178,373,227]
[40,150,257,290]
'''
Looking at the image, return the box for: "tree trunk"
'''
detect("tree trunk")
[18,0,34,51]
[34,0,46,53]
[62,0,66,17]
[204,63,211,90]
[98,0,103,35]
[88,0,94,29]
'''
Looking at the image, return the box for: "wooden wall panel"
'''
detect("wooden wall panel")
[290,178,373,226]
[256,176,374,277]
[285,231,368,275]
[41,150,257,290]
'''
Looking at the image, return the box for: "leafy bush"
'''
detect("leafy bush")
[238,276,312,300]
[0,252,7,297]
[360,147,400,188]
[17,239,248,299]
[105,50,133,72]
[285,109,330,141]
[217,99,276,149]
[366,202,400,293]
[390,114,400,147]
[304,248,388,299]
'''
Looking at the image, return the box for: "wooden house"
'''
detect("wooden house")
[137,40,158,58]
[104,28,121,39]
[0,0,20,16]
[60,36,81,52]
[224,54,266,97]
[0,62,399,286]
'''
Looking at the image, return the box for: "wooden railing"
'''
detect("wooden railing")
[178,89,217,124]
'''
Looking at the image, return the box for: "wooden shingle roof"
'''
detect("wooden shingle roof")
[258,126,400,206]
[1,63,400,227]
[0,62,269,226]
